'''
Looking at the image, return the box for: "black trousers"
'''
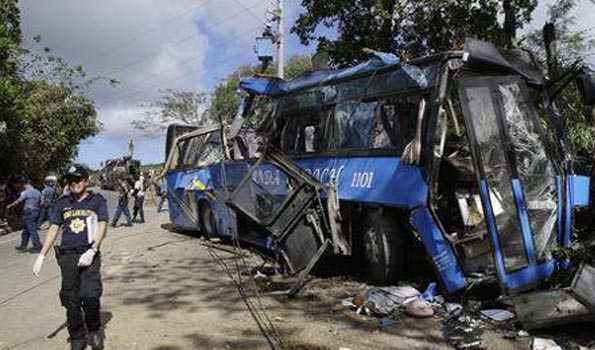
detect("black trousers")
[55,248,103,340]
[132,195,145,223]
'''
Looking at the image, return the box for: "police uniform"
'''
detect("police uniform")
[49,191,108,343]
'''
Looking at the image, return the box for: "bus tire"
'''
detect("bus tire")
[361,209,406,285]
[199,202,218,238]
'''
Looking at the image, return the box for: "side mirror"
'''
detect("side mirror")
[576,70,595,106]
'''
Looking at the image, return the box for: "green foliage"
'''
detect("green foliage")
[0,0,103,179]
[523,0,595,159]
[13,81,99,176]
[292,0,537,66]
[132,89,209,136]
[209,56,312,124]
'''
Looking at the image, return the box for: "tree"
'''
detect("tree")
[13,81,99,176]
[0,1,104,179]
[292,0,537,66]
[132,89,209,136]
[523,0,595,159]
[209,55,312,125]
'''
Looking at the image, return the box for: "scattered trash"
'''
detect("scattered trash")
[421,282,438,303]
[445,302,464,317]
[350,285,423,317]
[443,314,485,350]
[378,285,421,304]
[366,288,398,316]
[341,298,355,307]
[457,340,482,349]
[405,298,434,318]
[517,330,529,337]
[532,337,562,350]
[479,309,515,322]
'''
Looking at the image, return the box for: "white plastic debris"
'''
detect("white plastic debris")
[532,338,562,350]
[377,285,421,305]
[480,309,515,321]
[444,302,463,316]
[341,298,355,307]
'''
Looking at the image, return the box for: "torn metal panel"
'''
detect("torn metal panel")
[570,264,595,311]
[226,151,336,274]
[410,208,467,293]
[512,288,595,330]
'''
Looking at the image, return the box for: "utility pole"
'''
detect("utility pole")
[276,0,285,79]
[543,22,559,79]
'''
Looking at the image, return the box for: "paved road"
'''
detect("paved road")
[0,190,535,350]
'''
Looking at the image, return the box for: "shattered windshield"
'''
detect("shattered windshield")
[459,76,559,272]
[498,82,558,262]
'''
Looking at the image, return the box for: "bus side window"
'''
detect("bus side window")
[197,132,224,168]
[375,96,421,154]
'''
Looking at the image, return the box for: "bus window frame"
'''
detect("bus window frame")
[274,91,429,159]
[165,125,224,174]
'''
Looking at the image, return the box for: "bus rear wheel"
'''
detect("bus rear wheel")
[361,209,406,285]
[199,203,218,238]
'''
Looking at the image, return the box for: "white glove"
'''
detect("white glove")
[77,249,96,267]
[33,254,45,276]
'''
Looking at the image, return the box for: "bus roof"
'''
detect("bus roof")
[239,39,547,99]
[240,50,436,98]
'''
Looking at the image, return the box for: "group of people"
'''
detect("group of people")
[4,175,59,252]
[111,173,147,227]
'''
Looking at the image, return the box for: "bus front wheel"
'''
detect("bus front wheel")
[361,209,406,285]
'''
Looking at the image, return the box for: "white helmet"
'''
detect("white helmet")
[45,175,58,183]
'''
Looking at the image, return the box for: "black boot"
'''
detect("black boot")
[70,338,87,350]
[88,331,104,350]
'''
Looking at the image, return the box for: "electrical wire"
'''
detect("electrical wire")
[99,1,267,77]
[95,24,263,105]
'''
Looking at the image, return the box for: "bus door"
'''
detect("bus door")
[458,75,560,294]
[226,151,333,275]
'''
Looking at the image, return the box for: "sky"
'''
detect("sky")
[17,0,595,169]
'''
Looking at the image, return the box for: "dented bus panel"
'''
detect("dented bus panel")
[164,39,593,299]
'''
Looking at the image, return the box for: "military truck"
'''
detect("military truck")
[98,156,141,190]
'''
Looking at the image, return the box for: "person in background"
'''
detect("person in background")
[156,178,168,213]
[38,175,58,228]
[111,179,132,227]
[7,176,42,252]
[32,164,108,350]
[131,174,145,223]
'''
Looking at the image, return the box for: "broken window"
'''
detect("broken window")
[279,109,330,155]
[463,84,529,272]
[196,132,224,168]
[498,82,558,262]
[330,100,378,149]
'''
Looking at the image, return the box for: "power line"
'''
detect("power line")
[96,25,263,105]
[98,1,267,78]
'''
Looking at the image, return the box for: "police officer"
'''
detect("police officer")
[7,176,42,252]
[32,164,108,350]
[38,175,58,228]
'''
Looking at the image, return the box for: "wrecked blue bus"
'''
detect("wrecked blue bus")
[162,39,594,303]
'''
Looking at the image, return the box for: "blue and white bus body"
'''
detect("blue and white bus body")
[164,39,592,296]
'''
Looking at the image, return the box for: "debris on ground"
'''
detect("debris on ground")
[479,309,515,322]
[405,298,435,318]
[532,337,562,350]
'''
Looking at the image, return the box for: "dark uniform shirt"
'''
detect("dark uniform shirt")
[50,192,109,249]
